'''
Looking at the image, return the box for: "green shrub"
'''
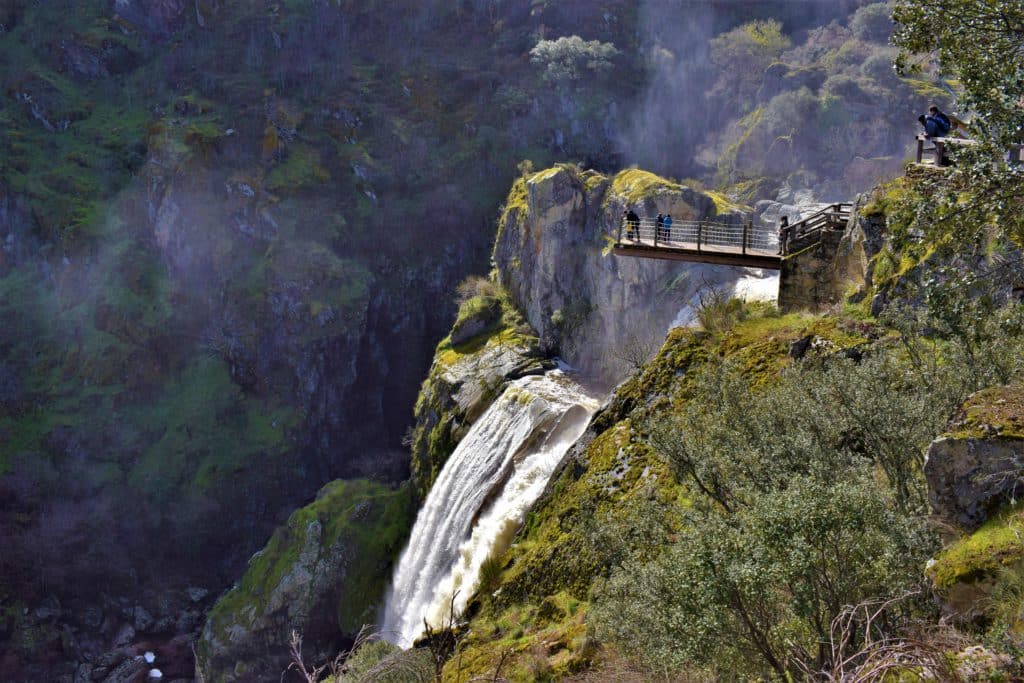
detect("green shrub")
[592,472,928,679]
[851,2,895,43]
[335,639,433,682]
[477,552,504,593]
[591,299,1024,676]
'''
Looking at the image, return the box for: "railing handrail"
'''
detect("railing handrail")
[790,203,852,237]
[616,215,778,255]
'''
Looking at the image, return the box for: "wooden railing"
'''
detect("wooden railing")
[781,203,852,253]
[915,135,978,166]
[914,135,1024,166]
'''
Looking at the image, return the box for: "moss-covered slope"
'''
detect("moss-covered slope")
[196,479,415,683]
[445,307,875,681]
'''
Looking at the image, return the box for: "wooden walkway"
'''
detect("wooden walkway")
[612,203,853,269]
[614,239,781,269]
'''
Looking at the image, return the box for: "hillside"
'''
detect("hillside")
[0,1,981,680]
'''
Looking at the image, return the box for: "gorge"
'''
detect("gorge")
[5,1,1024,681]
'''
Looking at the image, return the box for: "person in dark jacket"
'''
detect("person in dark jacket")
[626,209,640,240]
[929,105,952,136]
[918,114,942,138]
[777,215,790,255]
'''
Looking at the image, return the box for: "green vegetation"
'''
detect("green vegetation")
[892,0,1024,253]
[930,506,1024,590]
[446,284,1024,679]
[952,385,1024,440]
[709,19,791,115]
[529,35,619,84]
[610,168,694,207]
[203,479,414,642]
[711,2,949,187]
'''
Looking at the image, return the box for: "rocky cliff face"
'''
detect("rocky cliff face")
[493,166,761,385]
[195,480,413,683]
[2,1,635,677]
[776,193,887,313]
[925,385,1024,621]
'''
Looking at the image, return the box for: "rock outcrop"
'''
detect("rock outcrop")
[195,480,413,683]
[926,385,1024,531]
[407,287,553,497]
[924,385,1024,620]
[493,166,757,385]
[777,193,887,313]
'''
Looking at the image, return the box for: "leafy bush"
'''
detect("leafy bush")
[851,2,895,43]
[861,48,901,85]
[455,275,502,304]
[529,35,619,84]
[709,20,791,114]
[592,472,928,679]
[693,283,747,334]
[335,639,433,683]
[591,298,1024,677]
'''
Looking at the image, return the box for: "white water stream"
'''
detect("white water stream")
[381,371,599,647]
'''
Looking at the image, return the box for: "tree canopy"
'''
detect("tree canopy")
[529,35,619,84]
[893,0,1024,151]
[892,0,1024,251]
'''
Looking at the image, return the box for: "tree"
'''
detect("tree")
[892,0,1024,247]
[850,2,895,44]
[529,35,618,84]
[709,19,791,113]
[592,473,929,679]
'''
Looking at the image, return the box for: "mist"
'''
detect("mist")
[617,0,875,180]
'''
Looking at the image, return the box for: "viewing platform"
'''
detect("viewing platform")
[612,203,852,269]
[915,134,1024,167]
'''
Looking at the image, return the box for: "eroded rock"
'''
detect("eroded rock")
[493,166,746,385]
[195,480,413,683]
[925,385,1024,530]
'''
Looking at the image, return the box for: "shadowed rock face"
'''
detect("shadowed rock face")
[926,436,1024,530]
[926,385,1024,531]
[493,166,748,386]
[195,480,414,683]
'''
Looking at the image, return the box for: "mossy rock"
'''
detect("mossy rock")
[196,479,415,683]
[449,296,502,347]
[926,385,1024,530]
[930,506,1024,591]
[928,505,1024,621]
[409,283,545,498]
[951,385,1024,440]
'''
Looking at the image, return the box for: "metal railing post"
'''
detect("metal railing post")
[742,220,749,255]
[696,221,703,252]
[653,219,658,247]
[617,219,623,246]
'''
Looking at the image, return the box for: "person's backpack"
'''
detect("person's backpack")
[933,113,951,137]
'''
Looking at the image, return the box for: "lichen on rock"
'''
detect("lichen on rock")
[926,385,1024,531]
[493,165,752,385]
[194,479,414,683]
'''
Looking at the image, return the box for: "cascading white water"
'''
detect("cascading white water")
[381,371,599,647]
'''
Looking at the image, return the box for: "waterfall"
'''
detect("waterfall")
[381,371,599,647]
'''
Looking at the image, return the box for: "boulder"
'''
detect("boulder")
[925,385,1024,530]
[195,480,413,683]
